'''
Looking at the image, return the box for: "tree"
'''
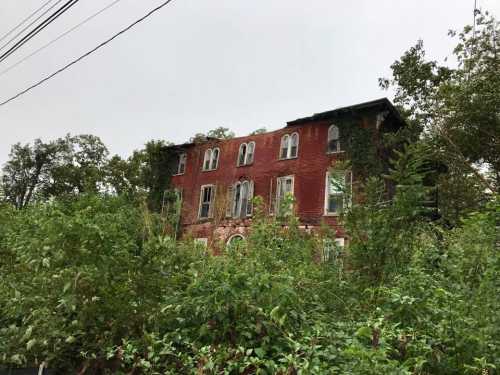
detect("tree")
[1,138,67,209]
[190,127,235,143]
[249,127,267,135]
[380,13,499,192]
[1,135,109,208]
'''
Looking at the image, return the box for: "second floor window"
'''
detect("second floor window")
[226,180,254,218]
[325,171,351,215]
[202,148,220,171]
[199,184,216,219]
[176,153,187,175]
[327,125,341,153]
[276,175,294,215]
[280,133,299,159]
[237,141,255,166]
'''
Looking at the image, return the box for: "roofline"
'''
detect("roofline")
[166,97,406,150]
[286,97,405,126]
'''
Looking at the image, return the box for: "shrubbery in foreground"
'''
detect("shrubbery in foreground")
[0,191,498,374]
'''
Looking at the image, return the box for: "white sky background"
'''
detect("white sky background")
[0,0,499,166]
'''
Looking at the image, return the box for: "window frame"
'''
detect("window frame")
[211,147,220,170]
[279,132,299,160]
[202,148,220,171]
[229,180,254,219]
[174,152,187,175]
[237,141,256,166]
[324,171,352,216]
[276,175,295,215]
[202,149,212,171]
[327,124,342,154]
[198,184,216,219]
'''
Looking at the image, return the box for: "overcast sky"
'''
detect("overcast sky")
[0,0,498,166]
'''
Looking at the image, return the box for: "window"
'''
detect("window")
[290,133,298,158]
[211,148,220,170]
[176,153,187,175]
[227,234,245,246]
[280,133,299,159]
[227,180,254,218]
[325,171,351,215]
[246,141,255,164]
[198,184,216,219]
[238,144,247,166]
[322,237,345,262]
[327,125,341,153]
[237,141,255,166]
[276,175,294,215]
[203,149,212,171]
[202,148,220,171]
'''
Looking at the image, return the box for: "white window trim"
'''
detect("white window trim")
[327,124,342,154]
[245,141,255,165]
[173,153,187,176]
[202,148,220,171]
[279,132,299,160]
[211,147,220,170]
[276,175,295,215]
[324,171,352,216]
[230,180,254,218]
[237,143,247,166]
[198,184,216,219]
[202,149,212,171]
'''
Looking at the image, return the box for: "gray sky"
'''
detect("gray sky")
[1,0,499,166]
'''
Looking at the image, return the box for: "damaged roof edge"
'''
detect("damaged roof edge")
[286,97,405,126]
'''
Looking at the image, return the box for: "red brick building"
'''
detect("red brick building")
[168,98,404,248]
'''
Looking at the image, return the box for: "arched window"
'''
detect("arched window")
[280,135,290,159]
[280,133,299,159]
[290,132,299,158]
[237,142,256,166]
[227,234,245,248]
[328,125,340,153]
[246,141,255,164]
[203,149,212,171]
[238,143,247,166]
[211,148,220,170]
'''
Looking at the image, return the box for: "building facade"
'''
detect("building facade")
[168,98,404,248]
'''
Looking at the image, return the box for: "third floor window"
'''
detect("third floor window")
[202,147,220,171]
[237,141,255,166]
[280,132,299,159]
[327,124,341,153]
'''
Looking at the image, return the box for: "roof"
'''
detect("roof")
[286,97,404,126]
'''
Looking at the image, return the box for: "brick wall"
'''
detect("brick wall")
[169,98,403,246]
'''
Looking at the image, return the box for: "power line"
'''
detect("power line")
[0,0,176,107]
[0,0,65,53]
[0,0,56,44]
[0,0,125,79]
[0,0,80,64]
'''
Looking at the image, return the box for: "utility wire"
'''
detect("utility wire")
[0,0,65,53]
[0,0,125,78]
[0,0,176,107]
[0,0,56,45]
[0,0,80,64]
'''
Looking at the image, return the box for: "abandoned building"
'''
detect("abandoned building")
[167,98,405,248]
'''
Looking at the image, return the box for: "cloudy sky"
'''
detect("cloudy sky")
[0,0,498,166]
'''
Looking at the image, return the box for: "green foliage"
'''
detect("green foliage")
[380,12,499,219]
[0,181,498,373]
